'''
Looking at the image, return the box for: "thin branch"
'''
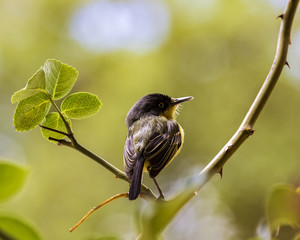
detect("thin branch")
[197,0,299,191]
[69,192,128,232]
[48,137,73,147]
[71,141,156,198]
[39,124,71,137]
[47,95,73,136]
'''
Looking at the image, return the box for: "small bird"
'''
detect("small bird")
[124,93,193,200]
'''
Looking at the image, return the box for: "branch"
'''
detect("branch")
[197,0,299,191]
[69,192,128,232]
[41,124,156,199]
[71,141,156,198]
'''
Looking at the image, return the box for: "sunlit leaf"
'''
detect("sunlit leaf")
[266,184,300,234]
[0,214,41,240]
[61,92,101,119]
[13,92,51,131]
[40,112,71,142]
[11,67,46,104]
[43,59,78,100]
[0,161,27,202]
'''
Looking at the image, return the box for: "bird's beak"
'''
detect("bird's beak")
[171,96,194,105]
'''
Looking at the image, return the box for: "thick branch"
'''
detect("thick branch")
[198,0,299,190]
[241,0,298,128]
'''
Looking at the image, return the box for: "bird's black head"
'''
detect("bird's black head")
[125,93,193,127]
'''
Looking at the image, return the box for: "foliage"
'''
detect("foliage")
[61,92,101,119]
[0,161,27,202]
[0,161,41,239]
[41,112,71,141]
[11,59,102,142]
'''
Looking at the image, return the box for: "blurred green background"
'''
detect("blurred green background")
[1,0,300,239]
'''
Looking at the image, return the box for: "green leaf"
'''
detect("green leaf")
[266,184,300,233]
[43,59,78,100]
[61,92,102,119]
[11,67,46,104]
[0,161,27,202]
[40,112,71,142]
[13,92,51,131]
[0,213,41,240]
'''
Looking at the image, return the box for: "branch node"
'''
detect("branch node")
[225,144,233,153]
[245,127,255,136]
[285,61,290,68]
[49,137,72,146]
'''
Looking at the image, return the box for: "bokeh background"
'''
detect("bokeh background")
[1,0,300,239]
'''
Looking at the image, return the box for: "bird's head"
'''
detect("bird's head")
[126,93,193,127]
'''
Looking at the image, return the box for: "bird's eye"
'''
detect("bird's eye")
[158,102,164,108]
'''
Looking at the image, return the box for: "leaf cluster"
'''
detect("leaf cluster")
[11,59,101,142]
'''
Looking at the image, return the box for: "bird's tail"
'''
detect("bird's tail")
[129,156,145,200]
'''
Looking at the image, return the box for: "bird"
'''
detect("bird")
[123,93,193,200]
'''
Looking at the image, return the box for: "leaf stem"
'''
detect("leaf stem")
[39,124,70,137]
[48,97,73,136]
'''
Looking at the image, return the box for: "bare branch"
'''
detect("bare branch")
[197,0,299,191]
[69,192,128,232]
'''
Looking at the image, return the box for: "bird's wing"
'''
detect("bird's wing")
[124,135,137,180]
[144,122,182,178]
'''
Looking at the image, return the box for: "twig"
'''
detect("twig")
[69,192,128,232]
[71,140,155,198]
[39,124,71,137]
